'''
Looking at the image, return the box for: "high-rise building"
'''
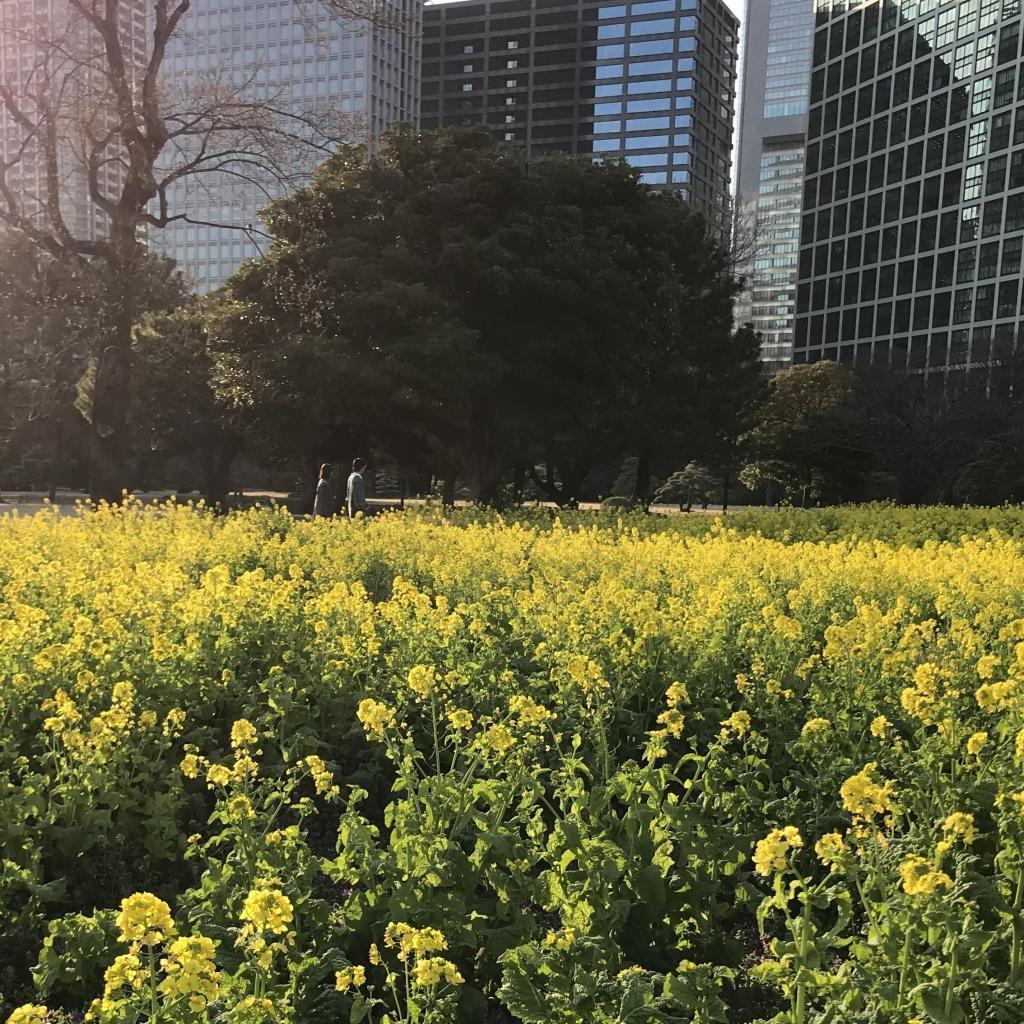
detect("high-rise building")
[734,0,814,372]
[794,0,1024,375]
[159,0,421,293]
[0,0,148,240]
[421,0,738,215]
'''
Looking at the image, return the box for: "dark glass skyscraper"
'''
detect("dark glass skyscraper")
[422,0,739,215]
[735,0,814,372]
[794,0,1024,375]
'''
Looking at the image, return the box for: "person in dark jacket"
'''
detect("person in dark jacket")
[346,458,368,519]
[313,463,334,517]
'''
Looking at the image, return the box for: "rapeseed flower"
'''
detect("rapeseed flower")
[753,826,803,876]
[116,892,176,947]
[900,855,953,896]
[840,763,897,820]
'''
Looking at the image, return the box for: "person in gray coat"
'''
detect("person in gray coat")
[346,458,368,519]
[313,463,334,517]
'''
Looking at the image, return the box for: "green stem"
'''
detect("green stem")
[148,944,159,1024]
[1011,858,1024,983]
[944,944,958,1019]
[793,895,811,1024]
[898,925,913,1003]
[430,689,441,776]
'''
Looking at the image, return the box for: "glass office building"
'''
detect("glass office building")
[0,0,148,240]
[734,0,814,372]
[159,0,421,293]
[795,0,1024,374]
[422,0,738,216]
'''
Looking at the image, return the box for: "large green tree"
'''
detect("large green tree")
[214,128,757,505]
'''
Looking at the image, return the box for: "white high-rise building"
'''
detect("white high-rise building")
[735,0,814,372]
[0,0,149,241]
[159,0,422,293]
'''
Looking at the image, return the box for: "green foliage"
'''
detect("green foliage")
[213,127,757,505]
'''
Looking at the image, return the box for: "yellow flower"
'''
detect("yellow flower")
[976,680,1015,712]
[104,952,144,994]
[305,755,338,797]
[384,923,447,961]
[116,892,176,947]
[966,731,988,756]
[656,708,685,739]
[163,708,187,737]
[407,664,437,699]
[231,719,259,749]
[814,832,846,866]
[753,826,803,876]
[226,795,255,822]
[206,764,231,788]
[869,715,890,738]
[158,935,220,1012]
[447,708,473,730]
[900,855,953,897]
[840,763,897,820]
[6,1006,48,1024]
[240,888,294,936]
[357,698,396,741]
[369,943,381,966]
[412,957,464,988]
[1016,729,1024,761]
[180,753,203,779]
[665,682,689,706]
[509,695,555,727]
[942,812,976,846]
[479,723,515,756]
[976,654,1000,679]
[801,717,830,737]
[543,927,576,950]
[335,965,366,991]
[721,709,751,737]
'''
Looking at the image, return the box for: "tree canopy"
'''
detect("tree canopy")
[213,127,759,505]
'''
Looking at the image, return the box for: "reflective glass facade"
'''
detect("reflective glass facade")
[0,0,148,240]
[795,0,1024,374]
[422,0,738,216]
[735,0,814,372]
[159,0,420,293]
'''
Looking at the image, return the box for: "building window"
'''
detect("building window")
[506,97,515,106]
[507,40,518,49]
[463,64,473,73]
[463,45,473,54]
[506,79,517,88]
[462,83,472,92]
[507,59,518,69]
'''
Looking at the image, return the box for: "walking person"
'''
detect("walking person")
[346,458,368,519]
[313,463,334,518]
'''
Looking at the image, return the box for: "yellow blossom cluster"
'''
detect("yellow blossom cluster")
[900,855,954,897]
[840,763,897,821]
[753,827,803,876]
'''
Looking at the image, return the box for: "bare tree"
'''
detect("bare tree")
[0,0,369,500]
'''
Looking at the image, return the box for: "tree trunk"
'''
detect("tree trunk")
[88,340,133,503]
[512,462,525,505]
[722,473,731,514]
[442,467,457,508]
[633,450,652,508]
[202,436,241,510]
[48,417,63,504]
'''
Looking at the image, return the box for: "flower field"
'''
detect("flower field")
[3,504,1024,1024]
